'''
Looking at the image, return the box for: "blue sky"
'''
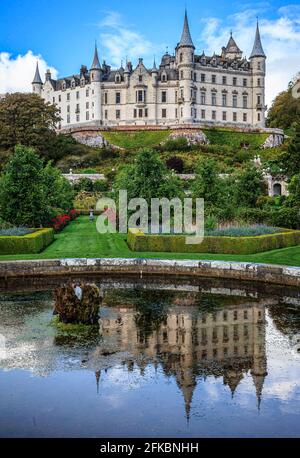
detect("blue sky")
[0,0,300,105]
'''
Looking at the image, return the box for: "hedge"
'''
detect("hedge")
[0,228,54,255]
[127,228,300,255]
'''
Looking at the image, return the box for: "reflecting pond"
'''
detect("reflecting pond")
[0,276,300,438]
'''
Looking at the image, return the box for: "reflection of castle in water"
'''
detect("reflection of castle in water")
[100,296,268,417]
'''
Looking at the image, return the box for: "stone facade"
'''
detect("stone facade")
[32,12,267,130]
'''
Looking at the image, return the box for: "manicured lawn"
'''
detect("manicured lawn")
[101,130,170,149]
[0,216,299,266]
[202,128,269,149]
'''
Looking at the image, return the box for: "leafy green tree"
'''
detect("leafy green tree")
[43,162,74,212]
[114,149,183,202]
[285,173,300,207]
[267,84,300,129]
[280,124,300,176]
[0,93,60,155]
[0,145,49,226]
[192,158,224,206]
[234,166,265,207]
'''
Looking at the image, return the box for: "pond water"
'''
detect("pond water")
[0,276,300,438]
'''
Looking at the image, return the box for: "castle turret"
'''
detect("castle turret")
[90,43,102,125]
[224,32,243,60]
[250,21,266,127]
[32,62,43,95]
[176,10,195,124]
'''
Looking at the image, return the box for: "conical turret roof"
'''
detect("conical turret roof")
[91,43,101,70]
[178,10,194,48]
[32,61,43,84]
[250,21,266,59]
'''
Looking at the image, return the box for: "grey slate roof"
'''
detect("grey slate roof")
[91,44,101,70]
[250,22,266,59]
[225,35,242,54]
[32,62,43,84]
[178,10,194,48]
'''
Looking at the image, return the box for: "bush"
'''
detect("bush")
[93,180,109,193]
[162,137,190,152]
[166,156,184,173]
[127,228,300,255]
[269,207,300,229]
[0,228,54,254]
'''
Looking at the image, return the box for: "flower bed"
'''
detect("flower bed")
[0,227,33,236]
[50,209,78,232]
[127,228,300,255]
[0,228,54,255]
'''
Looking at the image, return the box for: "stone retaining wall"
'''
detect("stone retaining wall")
[0,259,300,287]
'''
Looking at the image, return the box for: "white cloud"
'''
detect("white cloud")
[98,11,165,69]
[198,6,300,107]
[0,50,57,94]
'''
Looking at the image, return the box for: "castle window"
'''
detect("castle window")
[211,92,217,106]
[115,75,121,83]
[194,73,197,82]
[72,81,76,89]
[62,83,66,91]
[180,53,183,63]
[145,108,148,118]
[136,90,144,102]
[234,310,238,321]
[201,73,205,83]
[212,74,216,84]
[161,91,167,103]
[243,113,247,122]
[223,311,228,321]
[116,92,121,104]
[201,109,205,119]
[76,91,80,99]
[105,110,108,119]
[104,93,108,104]
[222,76,227,85]
[86,102,89,109]
[67,93,70,101]
[162,108,167,118]
[134,109,137,118]
[243,78,247,87]
[233,112,237,122]
[53,97,55,103]
[222,111,227,121]
[201,92,206,104]
[75,104,80,113]
[139,109,143,118]
[67,115,70,123]
[86,89,90,97]
[116,110,120,119]
[257,61,261,70]
[81,79,85,87]
[257,78,261,87]
[175,108,178,118]
[76,114,80,122]
[258,113,261,121]
[180,70,184,79]
[59,95,61,102]
[243,96,248,109]
[233,77,237,86]
[257,95,261,105]
[162,74,167,82]
[175,91,178,102]
[212,110,216,120]
[67,105,70,113]
[233,94,237,108]
[222,94,227,107]
[244,310,248,320]
[181,89,184,99]
[139,75,143,82]
[86,111,89,121]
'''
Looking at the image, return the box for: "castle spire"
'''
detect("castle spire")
[91,42,101,70]
[178,9,195,48]
[250,20,266,59]
[32,61,43,85]
[152,57,158,73]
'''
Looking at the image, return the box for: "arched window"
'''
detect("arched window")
[273,183,282,196]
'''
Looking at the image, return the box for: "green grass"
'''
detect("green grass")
[0,216,300,267]
[101,130,170,149]
[202,128,269,149]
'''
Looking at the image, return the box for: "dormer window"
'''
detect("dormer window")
[115,74,121,84]
[71,81,76,89]
[139,75,143,82]
[80,78,85,87]
[62,83,66,91]
[162,73,167,82]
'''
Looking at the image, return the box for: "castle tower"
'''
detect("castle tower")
[90,43,102,125]
[176,10,195,124]
[251,305,268,410]
[224,32,243,60]
[250,21,266,128]
[32,61,43,95]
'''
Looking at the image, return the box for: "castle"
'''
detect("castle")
[32,11,267,130]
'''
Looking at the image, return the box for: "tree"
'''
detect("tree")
[280,124,300,176]
[114,149,183,202]
[0,93,60,154]
[234,166,265,207]
[43,162,74,212]
[192,158,223,206]
[0,145,49,226]
[267,84,300,129]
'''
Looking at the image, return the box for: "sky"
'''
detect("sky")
[0,0,300,107]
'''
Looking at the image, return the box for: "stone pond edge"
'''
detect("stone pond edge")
[0,258,300,287]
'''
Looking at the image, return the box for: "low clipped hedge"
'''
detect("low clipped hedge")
[0,228,54,255]
[127,228,300,255]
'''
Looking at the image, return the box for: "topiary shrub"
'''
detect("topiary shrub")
[166,156,184,173]
[54,283,102,324]
[0,228,54,254]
